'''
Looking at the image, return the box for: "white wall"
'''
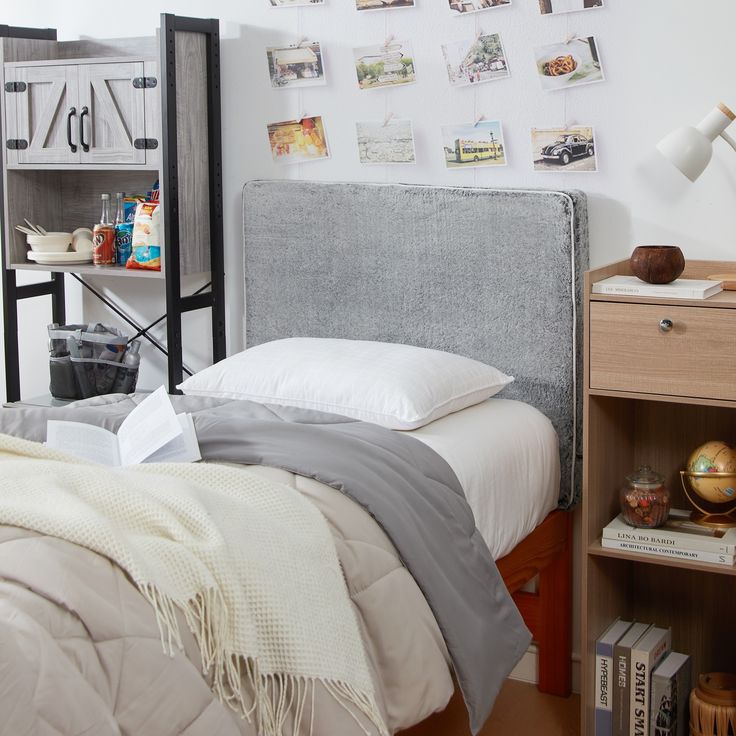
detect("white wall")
[1,0,735,692]
[3,0,736,398]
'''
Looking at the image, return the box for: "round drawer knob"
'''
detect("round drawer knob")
[659,318,674,333]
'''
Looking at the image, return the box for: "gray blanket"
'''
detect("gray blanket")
[0,395,531,733]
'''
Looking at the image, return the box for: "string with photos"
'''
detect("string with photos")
[296,5,304,177]
[384,11,391,180]
[472,12,480,185]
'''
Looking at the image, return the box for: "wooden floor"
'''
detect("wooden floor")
[403,679,580,736]
[484,680,580,736]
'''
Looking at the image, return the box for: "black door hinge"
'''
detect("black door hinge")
[6,139,28,149]
[132,77,157,89]
[4,81,26,93]
[134,138,158,150]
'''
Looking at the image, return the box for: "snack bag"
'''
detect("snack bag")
[126,201,161,270]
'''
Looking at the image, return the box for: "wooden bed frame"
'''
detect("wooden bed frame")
[402,509,573,736]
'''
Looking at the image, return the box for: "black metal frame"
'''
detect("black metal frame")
[0,24,62,402]
[1,15,226,401]
[160,13,226,393]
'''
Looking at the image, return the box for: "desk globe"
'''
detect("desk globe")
[681,440,736,528]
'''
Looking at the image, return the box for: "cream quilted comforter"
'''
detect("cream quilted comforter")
[0,463,453,735]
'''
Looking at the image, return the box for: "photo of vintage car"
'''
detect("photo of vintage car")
[531,127,597,172]
[540,134,594,165]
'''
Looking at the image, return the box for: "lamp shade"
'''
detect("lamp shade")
[656,126,713,182]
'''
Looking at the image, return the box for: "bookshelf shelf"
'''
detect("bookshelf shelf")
[588,539,736,577]
[581,259,736,736]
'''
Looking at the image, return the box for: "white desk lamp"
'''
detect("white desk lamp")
[657,102,736,286]
[657,102,736,181]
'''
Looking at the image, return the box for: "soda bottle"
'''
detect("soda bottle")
[92,193,115,266]
[114,191,133,266]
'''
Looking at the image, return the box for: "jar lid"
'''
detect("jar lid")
[626,465,664,489]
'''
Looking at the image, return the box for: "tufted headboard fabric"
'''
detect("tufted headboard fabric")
[242,181,588,507]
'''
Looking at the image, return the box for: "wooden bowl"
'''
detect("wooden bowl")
[629,245,685,284]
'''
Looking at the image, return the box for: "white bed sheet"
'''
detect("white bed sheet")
[403,398,560,560]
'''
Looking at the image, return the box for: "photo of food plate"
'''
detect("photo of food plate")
[533,36,604,91]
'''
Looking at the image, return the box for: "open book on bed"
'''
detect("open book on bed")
[45,386,201,466]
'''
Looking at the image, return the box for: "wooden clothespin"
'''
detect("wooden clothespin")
[383,111,395,127]
[564,32,579,44]
[474,114,486,127]
[382,34,395,50]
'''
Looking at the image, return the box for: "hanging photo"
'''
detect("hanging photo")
[353,40,416,90]
[538,0,602,15]
[441,120,507,169]
[267,116,330,164]
[531,127,597,171]
[448,0,511,16]
[356,0,415,10]
[269,0,325,6]
[356,119,416,164]
[534,36,604,91]
[266,42,326,89]
[441,33,510,87]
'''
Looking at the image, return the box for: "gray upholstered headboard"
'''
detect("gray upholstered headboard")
[242,181,588,507]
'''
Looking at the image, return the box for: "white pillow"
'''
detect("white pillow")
[178,338,513,430]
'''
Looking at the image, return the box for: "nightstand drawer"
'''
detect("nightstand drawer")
[589,301,736,399]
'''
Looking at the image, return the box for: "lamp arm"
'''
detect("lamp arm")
[720,131,736,154]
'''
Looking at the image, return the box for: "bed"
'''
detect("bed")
[241,180,587,731]
[0,181,586,736]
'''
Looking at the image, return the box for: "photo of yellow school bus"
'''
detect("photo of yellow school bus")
[454,137,504,163]
[442,122,507,168]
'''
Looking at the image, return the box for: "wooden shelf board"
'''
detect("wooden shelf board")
[6,164,160,172]
[587,387,736,409]
[587,538,736,576]
[10,262,164,279]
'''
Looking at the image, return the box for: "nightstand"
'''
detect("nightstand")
[581,259,736,736]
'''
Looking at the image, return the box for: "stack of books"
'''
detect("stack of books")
[595,618,690,736]
[602,509,736,566]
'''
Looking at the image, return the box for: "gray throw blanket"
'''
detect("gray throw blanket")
[0,394,531,734]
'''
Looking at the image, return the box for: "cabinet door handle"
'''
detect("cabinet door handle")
[79,106,90,153]
[659,318,673,332]
[66,107,77,153]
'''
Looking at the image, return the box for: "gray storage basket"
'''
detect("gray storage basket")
[48,323,139,399]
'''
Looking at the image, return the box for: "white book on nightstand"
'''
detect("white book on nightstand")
[592,275,722,299]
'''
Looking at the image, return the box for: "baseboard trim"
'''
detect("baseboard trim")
[509,646,581,694]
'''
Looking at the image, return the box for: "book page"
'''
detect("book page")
[117,386,183,466]
[46,420,121,465]
[144,413,201,464]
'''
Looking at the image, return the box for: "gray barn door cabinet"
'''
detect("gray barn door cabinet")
[0,14,225,401]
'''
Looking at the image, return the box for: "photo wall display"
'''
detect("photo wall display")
[269,0,325,6]
[263,0,608,172]
[534,36,604,91]
[441,33,510,87]
[266,42,326,89]
[353,40,416,90]
[356,119,416,164]
[441,121,507,169]
[267,116,330,164]
[531,127,597,172]
[448,0,511,15]
[356,0,415,10]
[538,0,603,15]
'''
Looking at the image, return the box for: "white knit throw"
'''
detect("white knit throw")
[0,434,387,736]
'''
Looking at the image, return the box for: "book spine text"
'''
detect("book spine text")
[602,538,735,565]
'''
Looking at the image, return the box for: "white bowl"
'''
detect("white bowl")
[26,232,72,253]
[73,238,94,254]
